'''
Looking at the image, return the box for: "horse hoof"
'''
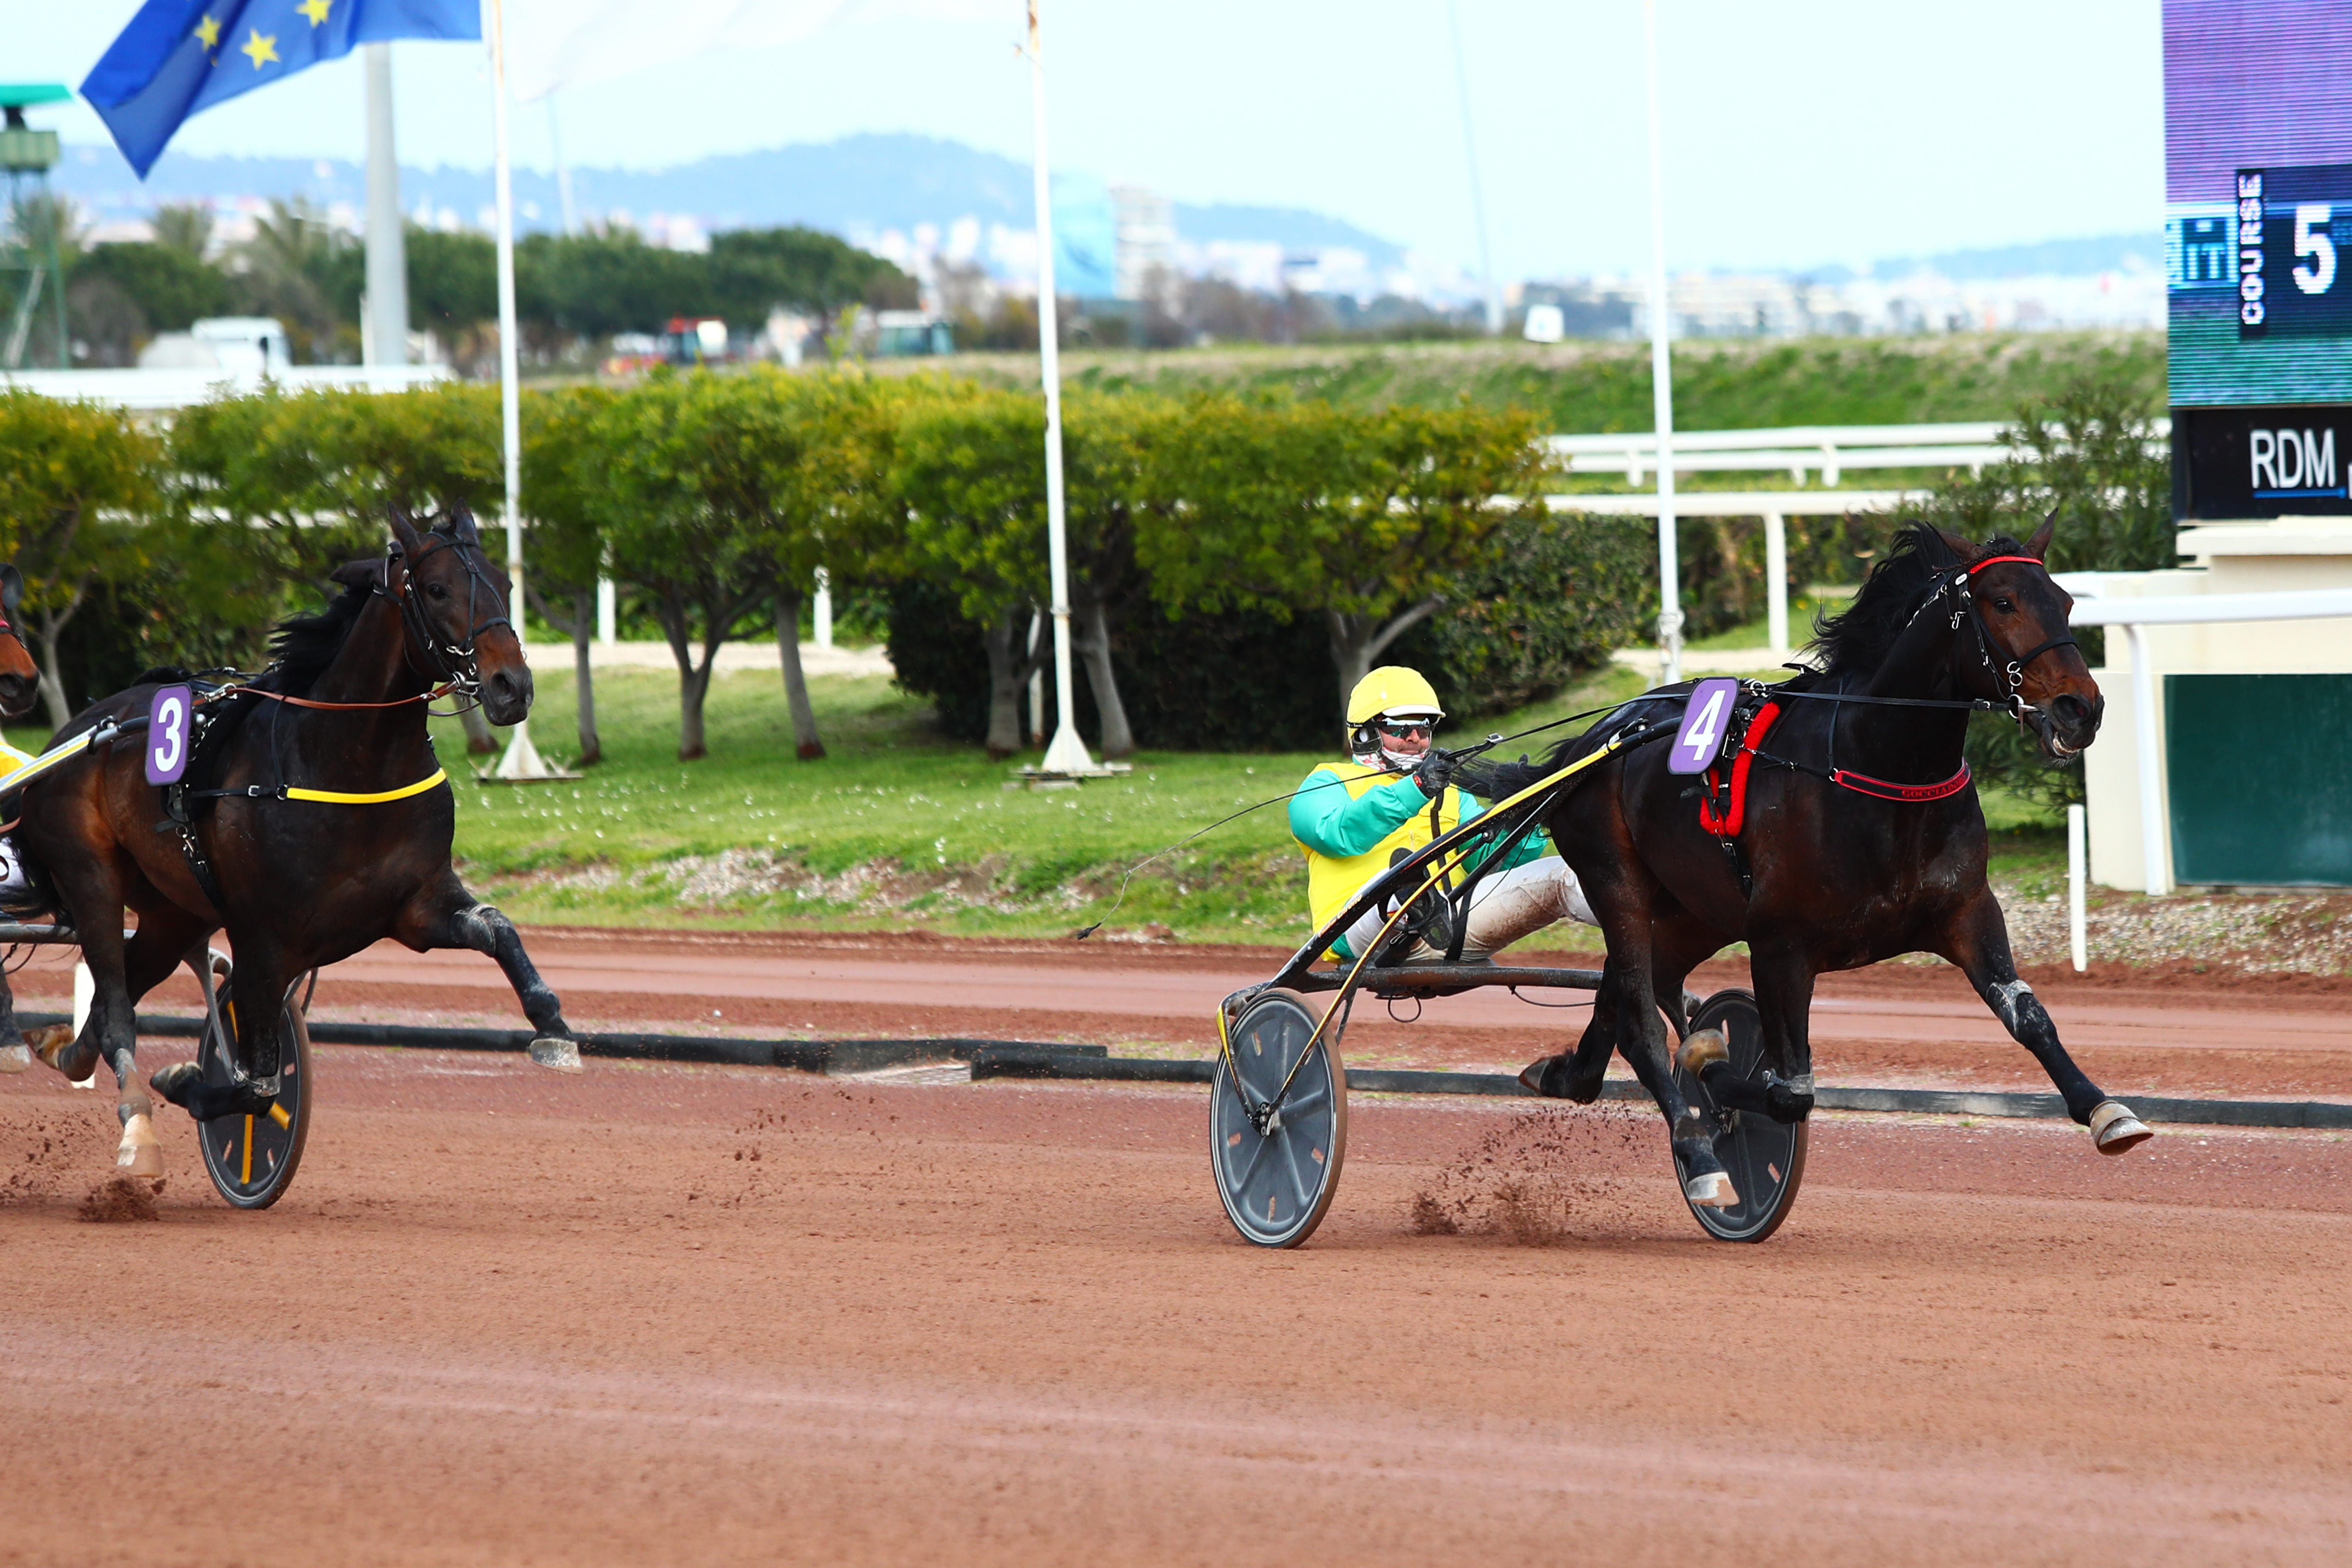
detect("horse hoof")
[2089,1099,2153,1155]
[1517,1055,1563,1096]
[527,1037,583,1074]
[28,1023,75,1072]
[149,1063,201,1112]
[0,1042,25,1074]
[115,1113,164,1178]
[1683,1169,1739,1207]
[1675,1029,1729,1077]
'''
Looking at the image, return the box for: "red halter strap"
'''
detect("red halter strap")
[1966,554,2043,576]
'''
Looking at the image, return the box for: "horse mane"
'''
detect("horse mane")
[257,572,375,697]
[1804,521,2029,679]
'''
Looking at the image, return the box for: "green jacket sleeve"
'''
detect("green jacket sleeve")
[1454,789,1553,871]
[1289,766,1430,858]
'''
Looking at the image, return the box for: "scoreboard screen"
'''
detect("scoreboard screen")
[2168,0,2352,512]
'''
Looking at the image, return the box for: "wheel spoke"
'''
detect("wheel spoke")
[1231,1127,1276,1197]
[1283,1082,1328,1119]
[1283,1135,1316,1209]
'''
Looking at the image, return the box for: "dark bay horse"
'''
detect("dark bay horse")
[18,507,581,1176]
[1485,520,2144,1207]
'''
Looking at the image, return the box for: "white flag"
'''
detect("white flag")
[499,0,1004,103]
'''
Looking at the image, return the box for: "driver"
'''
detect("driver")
[1289,666,1595,964]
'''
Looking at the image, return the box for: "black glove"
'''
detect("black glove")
[1412,749,1455,799]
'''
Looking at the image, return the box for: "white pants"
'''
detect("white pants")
[1341,854,1596,962]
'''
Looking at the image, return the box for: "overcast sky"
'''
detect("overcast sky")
[11,1,2163,279]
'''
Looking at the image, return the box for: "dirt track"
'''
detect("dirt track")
[4,1052,2350,1564]
[5,933,2351,1565]
[8,925,2346,1098]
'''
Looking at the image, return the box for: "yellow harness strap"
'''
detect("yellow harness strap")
[282,767,449,805]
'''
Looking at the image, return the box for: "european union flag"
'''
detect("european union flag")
[83,0,481,179]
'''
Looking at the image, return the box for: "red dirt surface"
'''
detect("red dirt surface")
[4,1040,2351,1565]
[9,925,2343,1099]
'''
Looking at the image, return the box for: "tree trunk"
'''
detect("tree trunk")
[1072,592,1134,759]
[775,589,825,760]
[571,588,600,766]
[983,611,1025,760]
[31,579,89,731]
[654,591,711,761]
[33,622,68,731]
[1326,595,1445,726]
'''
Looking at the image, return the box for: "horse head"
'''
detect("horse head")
[0,565,40,720]
[1933,518,2103,761]
[387,502,533,727]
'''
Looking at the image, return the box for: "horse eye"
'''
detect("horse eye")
[427,582,449,599]
[1992,598,2014,613]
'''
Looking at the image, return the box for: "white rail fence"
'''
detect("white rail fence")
[1545,418,2171,487]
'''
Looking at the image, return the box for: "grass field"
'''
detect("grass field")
[349,655,2068,944]
[934,330,2164,435]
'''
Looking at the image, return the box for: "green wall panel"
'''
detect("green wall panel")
[2166,674,2352,886]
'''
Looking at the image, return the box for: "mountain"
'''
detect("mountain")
[1797,232,2165,285]
[51,131,1406,271]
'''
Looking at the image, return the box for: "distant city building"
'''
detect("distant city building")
[1111,184,1174,303]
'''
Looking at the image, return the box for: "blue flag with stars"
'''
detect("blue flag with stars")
[83,0,481,179]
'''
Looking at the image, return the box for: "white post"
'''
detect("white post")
[1444,0,1502,335]
[363,44,408,369]
[2126,623,2167,897]
[813,567,834,650]
[596,577,616,645]
[1029,0,1093,775]
[487,0,550,780]
[1764,510,1788,657]
[1641,0,1681,686]
[2067,802,2088,973]
[69,962,94,1088]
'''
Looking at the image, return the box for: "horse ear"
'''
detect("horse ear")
[449,502,480,544]
[387,502,425,556]
[0,565,21,619]
[2024,510,2057,562]
[1931,526,1978,565]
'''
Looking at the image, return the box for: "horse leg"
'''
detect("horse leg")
[1679,940,1816,1126]
[0,968,31,1073]
[150,931,297,1123]
[394,874,582,1072]
[1521,961,1618,1100]
[1940,890,2150,1155]
[99,903,211,1177]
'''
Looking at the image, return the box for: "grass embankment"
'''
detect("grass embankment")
[937,331,2164,436]
[403,658,2062,943]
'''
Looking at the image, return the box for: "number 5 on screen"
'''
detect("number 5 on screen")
[2295,204,2337,295]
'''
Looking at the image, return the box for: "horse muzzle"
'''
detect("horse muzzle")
[2034,691,2103,761]
[479,663,533,728]
[0,671,38,721]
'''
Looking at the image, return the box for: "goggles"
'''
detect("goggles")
[1374,717,1437,739]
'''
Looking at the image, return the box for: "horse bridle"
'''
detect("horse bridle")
[383,530,512,695]
[1912,552,2078,725]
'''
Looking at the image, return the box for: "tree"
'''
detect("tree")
[598,372,779,760]
[1136,397,1545,720]
[230,198,355,362]
[521,386,619,765]
[887,385,1060,758]
[166,383,505,748]
[0,393,158,726]
[707,226,909,325]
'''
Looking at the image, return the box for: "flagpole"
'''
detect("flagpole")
[1642,0,1682,686]
[487,0,551,778]
[1028,0,1092,777]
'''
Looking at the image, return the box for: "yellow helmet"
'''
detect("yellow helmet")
[1346,666,1445,726]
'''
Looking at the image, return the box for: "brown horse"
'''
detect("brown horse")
[1482,520,2143,1207]
[0,564,59,1069]
[17,507,581,1178]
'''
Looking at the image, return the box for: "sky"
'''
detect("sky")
[8,1,2165,281]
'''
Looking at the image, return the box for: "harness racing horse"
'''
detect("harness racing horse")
[1483,520,2144,1210]
[0,565,56,1066]
[18,506,582,1173]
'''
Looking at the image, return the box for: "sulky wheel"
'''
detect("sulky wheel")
[195,961,314,1210]
[1211,991,1347,1249]
[1672,987,1807,1243]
